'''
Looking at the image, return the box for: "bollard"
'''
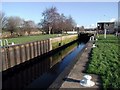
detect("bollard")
[80,75,95,87]
[92,44,96,48]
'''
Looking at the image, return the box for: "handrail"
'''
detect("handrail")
[0,39,3,46]
[0,39,9,47]
[4,39,8,46]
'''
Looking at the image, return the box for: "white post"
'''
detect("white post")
[116,31,118,36]
[11,42,15,45]
[49,38,52,51]
[104,29,106,39]
[90,37,92,41]
[92,36,94,41]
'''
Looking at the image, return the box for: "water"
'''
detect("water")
[3,41,86,89]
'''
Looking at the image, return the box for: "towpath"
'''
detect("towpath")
[60,42,102,88]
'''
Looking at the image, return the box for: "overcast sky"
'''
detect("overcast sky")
[2,2,118,28]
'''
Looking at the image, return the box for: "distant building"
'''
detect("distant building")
[97,22,115,34]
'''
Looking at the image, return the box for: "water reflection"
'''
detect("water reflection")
[3,41,85,89]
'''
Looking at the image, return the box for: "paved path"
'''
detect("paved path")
[60,42,102,88]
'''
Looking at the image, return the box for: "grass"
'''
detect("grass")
[86,34,120,89]
[2,34,59,44]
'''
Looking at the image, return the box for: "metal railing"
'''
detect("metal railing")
[0,39,9,47]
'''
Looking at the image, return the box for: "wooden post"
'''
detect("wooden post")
[40,41,43,55]
[1,48,7,71]
[43,40,46,53]
[34,42,38,57]
[30,43,34,59]
[8,47,16,68]
[25,44,30,61]
[46,40,48,52]
[21,45,26,63]
[14,46,21,65]
[38,41,41,56]
[36,41,39,56]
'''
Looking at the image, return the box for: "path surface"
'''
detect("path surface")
[60,42,102,88]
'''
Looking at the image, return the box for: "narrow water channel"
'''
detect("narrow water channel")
[3,41,86,89]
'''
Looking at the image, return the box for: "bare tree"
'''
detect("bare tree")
[41,6,61,34]
[0,11,7,30]
[63,16,76,33]
[40,6,76,34]
[23,20,36,35]
[58,13,66,33]
[80,26,84,32]
[6,16,23,35]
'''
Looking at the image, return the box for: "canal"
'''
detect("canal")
[2,40,87,89]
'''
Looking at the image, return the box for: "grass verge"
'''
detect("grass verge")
[2,34,58,44]
[86,34,120,88]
